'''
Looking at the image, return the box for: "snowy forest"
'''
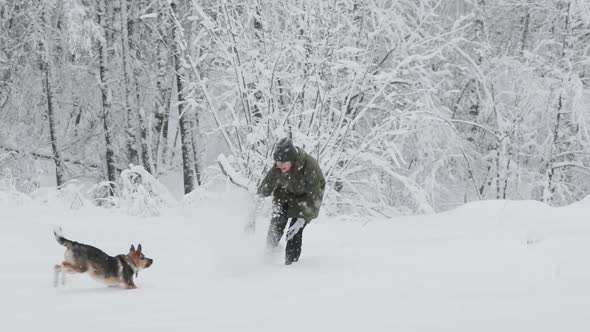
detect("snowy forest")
[1,0,590,216]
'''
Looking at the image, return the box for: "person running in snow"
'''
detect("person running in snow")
[257,138,326,265]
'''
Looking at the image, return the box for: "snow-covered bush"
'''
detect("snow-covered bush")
[29,179,89,209]
[0,170,31,206]
[116,165,177,216]
[0,152,37,205]
[0,152,41,194]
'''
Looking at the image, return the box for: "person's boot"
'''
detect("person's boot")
[285,257,298,265]
[285,249,300,265]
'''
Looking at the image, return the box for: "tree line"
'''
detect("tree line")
[1,0,589,215]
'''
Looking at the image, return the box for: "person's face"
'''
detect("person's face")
[275,161,293,174]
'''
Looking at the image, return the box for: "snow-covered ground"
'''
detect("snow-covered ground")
[2,187,590,331]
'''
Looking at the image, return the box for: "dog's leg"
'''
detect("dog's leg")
[54,264,68,286]
[53,264,62,287]
[61,267,67,286]
[58,261,86,286]
[62,261,87,273]
[125,280,137,289]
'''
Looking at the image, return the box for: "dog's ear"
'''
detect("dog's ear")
[129,244,135,252]
[137,244,142,253]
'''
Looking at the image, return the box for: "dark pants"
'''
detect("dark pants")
[267,202,308,264]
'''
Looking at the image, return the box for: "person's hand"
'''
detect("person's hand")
[286,219,305,241]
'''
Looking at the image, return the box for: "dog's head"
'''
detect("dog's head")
[128,244,153,270]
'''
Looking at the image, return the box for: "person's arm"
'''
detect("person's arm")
[301,158,325,220]
[304,162,325,203]
[257,166,278,197]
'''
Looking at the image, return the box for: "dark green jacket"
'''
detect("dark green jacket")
[257,147,326,221]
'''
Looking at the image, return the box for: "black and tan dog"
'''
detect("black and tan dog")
[53,228,153,289]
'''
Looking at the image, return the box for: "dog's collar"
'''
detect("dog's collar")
[120,255,139,277]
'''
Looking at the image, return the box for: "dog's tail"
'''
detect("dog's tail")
[53,226,73,247]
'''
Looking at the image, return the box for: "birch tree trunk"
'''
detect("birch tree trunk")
[153,0,171,173]
[249,2,264,124]
[120,0,139,166]
[40,4,65,187]
[519,1,531,57]
[127,0,153,174]
[190,113,202,186]
[171,2,195,194]
[98,0,117,188]
[138,107,153,173]
[544,1,575,203]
